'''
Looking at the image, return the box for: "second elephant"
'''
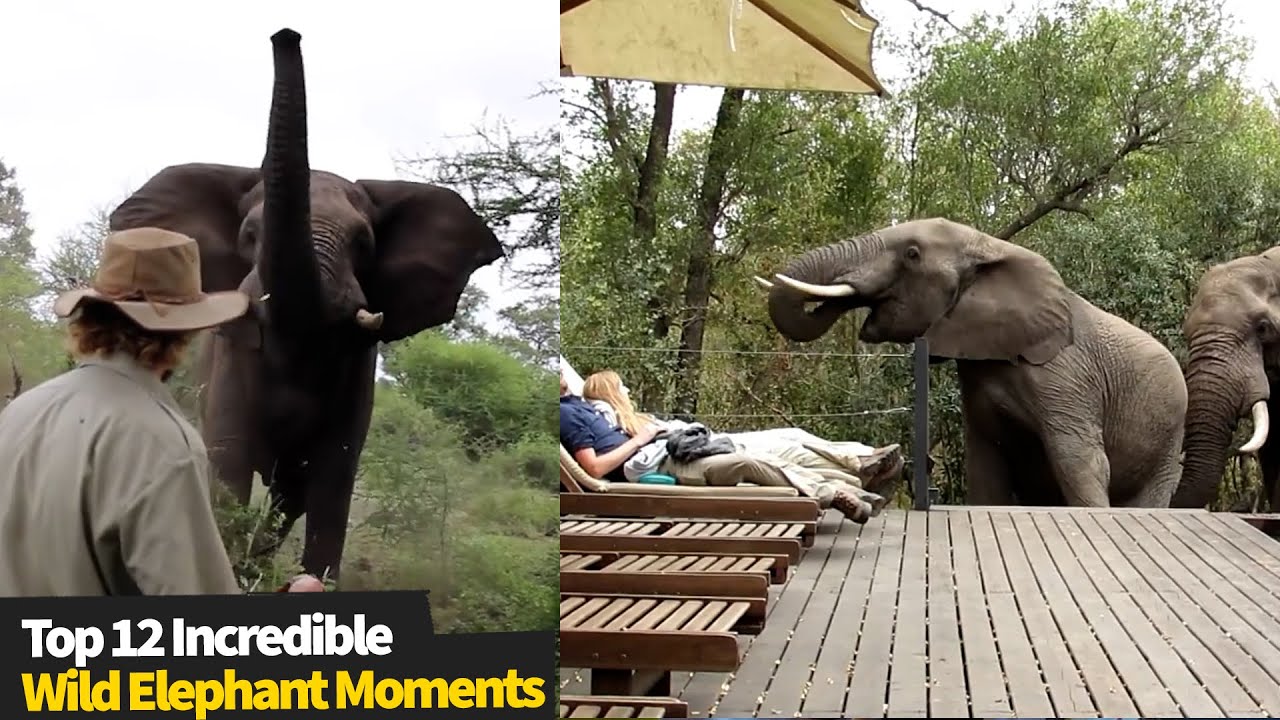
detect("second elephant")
[759,217,1187,507]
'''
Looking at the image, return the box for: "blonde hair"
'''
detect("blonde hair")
[582,370,656,437]
[64,302,197,374]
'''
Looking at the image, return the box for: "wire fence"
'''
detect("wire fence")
[562,339,935,509]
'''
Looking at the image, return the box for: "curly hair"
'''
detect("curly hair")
[64,301,197,374]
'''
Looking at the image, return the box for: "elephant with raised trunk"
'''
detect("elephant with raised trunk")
[1175,247,1280,509]
[758,217,1186,507]
[107,29,504,581]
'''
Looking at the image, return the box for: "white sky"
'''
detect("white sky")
[0,0,558,330]
[563,0,1276,152]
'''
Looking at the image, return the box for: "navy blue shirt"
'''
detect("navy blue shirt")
[560,395,633,480]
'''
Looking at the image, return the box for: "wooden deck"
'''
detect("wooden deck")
[559,506,1280,718]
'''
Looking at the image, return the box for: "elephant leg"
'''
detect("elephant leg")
[963,424,1015,505]
[1042,429,1111,507]
[1119,453,1180,508]
[298,358,376,583]
[298,446,362,583]
[201,333,262,504]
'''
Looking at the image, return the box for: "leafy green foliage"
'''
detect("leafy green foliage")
[384,332,557,454]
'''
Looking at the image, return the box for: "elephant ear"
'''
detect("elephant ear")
[357,179,505,343]
[923,239,1074,365]
[109,163,262,293]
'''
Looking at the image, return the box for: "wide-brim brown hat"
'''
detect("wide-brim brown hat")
[53,227,249,332]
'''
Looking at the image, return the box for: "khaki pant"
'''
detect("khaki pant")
[660,452,859,509]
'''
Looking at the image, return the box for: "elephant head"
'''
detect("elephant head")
[108,29,504,344]
[1175,248,1280,508]
[760,217,1074,365]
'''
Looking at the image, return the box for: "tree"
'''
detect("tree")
[40,205,109,295]
[493,293,559,369]
[0,160,35,268]
[398,83,561,294]
[0,160,63,390]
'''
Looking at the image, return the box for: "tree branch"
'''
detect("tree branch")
[899,0,964,33]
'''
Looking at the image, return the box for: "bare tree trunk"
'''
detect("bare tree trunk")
[673,88,746,416]
[591,80,677,338]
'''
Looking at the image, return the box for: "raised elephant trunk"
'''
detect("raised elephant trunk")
[1174,339,1268,507]
[260,28,324,328]
[766,235,884,342]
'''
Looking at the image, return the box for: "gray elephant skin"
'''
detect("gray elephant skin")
[1175,246,1280,509]
[106,29,504,581]
[761,217,1186,507]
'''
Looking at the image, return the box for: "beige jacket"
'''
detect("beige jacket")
[0,352,241,596]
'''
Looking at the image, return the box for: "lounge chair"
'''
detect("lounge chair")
[560,582,766,696]
[558,694,689,718]
[560,444,821,523]
[561,549,790,584]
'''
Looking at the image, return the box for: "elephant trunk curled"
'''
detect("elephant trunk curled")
[767,236,882,342]
[1175,339,1268,507]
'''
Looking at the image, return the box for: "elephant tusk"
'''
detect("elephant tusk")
[774,273,856,298]
[355,309,384,331]
[260,293,271,301]
[753,276,774,290]
[1239,400,1270,454]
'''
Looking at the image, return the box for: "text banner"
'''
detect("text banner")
[2,591,553,718]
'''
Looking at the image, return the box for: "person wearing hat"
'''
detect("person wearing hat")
[0,227,323,596]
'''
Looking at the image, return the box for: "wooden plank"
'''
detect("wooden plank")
[559,695,688,719]
[971,510,1052,718]
[948,510,1012,718]
[1097,512,1280,714]
[571,550,790,583]
[1027,513,1181,718]
[562,592,766,633]
[1208,512,1280,565]
[1171,513,1280,614]
[931,505,1209,514]
[560,492,820,522]
[711,512,844,717]
[923,509,966,718]
[1002,512,1128,717]
[1161,513,1280,630]
[757,511,863,716]
[990,512,1095,718]
[1128,512,1280,712]
[561,628,742,673]
[845,510,907,718]
[802,513,885,714]
[886,510,928,718]
[1184,513,1280,599]
[561,533,803,564]
[1044,509,1223,712]
[1076,513,1264,716]
[560,571,769,600]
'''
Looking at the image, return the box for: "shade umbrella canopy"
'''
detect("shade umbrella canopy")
[561,0,885,95]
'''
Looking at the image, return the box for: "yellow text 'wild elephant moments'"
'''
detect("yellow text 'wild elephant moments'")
[4,592,555,719]
[21,668,546,717]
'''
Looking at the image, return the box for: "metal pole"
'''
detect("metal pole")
[912,337,931,510]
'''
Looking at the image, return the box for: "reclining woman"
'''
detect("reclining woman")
[561,370,887,523]
[569,369,896,521]
[581,370,904,496]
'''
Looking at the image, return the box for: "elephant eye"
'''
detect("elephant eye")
[905,245,921,260]
[1258,317,1275,338]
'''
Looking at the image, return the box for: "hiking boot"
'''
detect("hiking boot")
[831,487,888,524]
[860,446,904,495]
